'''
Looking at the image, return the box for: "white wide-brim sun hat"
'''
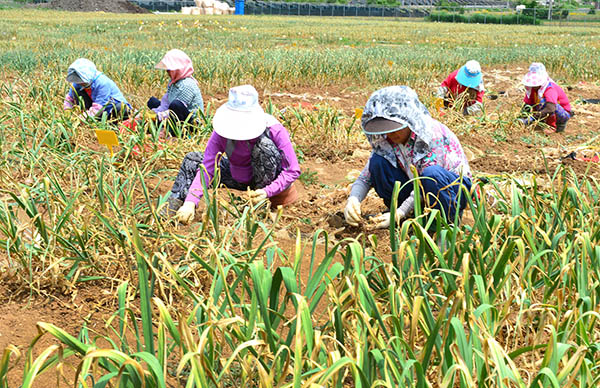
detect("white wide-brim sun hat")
[213,85,267,141]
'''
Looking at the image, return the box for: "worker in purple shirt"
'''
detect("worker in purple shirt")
[162,85,301,223]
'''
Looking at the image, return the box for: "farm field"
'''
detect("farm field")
[2,9,600,387]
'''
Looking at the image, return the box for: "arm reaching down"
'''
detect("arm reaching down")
[152,93,172,122]
[372,191,414,229]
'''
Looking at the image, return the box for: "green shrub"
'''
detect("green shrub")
[519,0,572,20]
[436,0,465,14]
[428,11,542,24]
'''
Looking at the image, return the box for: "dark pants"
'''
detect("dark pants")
[74,89,129,120]
[148,96,194,135]
[147,96,192,121]
[368,153,471,221]
[170,135,283,201]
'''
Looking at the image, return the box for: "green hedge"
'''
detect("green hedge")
[427,11,542,24]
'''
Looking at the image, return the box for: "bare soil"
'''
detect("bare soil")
[0,285,116,387]
[49,0,148,13]
[2,66,600,385]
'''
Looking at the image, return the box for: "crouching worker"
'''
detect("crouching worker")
[162,85,301,223]
[519,63,572,133]
[63,58,131,121]
[344,86,472,229]
[145,49,204,134]
[436,60,485,115]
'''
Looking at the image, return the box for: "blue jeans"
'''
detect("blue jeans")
[368,153,472,221]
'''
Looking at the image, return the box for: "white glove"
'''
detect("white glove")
[372,212,391,229]
[465,102,482,116]
[344,196,362,226]
[372,192,415,229]
[175,201,196,224]
[249,189,267,204]
[436,86,448,99]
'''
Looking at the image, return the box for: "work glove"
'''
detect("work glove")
[371,212,392,229]
[465,102,482,116]
[435,86,448,99]
[175,201,196,224]
[517,117,535,126]
[371,191,415,229]
[249,189,267,204]
[344,196,362,226]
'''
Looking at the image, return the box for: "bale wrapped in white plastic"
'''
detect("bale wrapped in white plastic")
[194,0,202,6]
[204,7,214,14]
[215,1,229,11]
[181,6,193,14]
[202,0,215,8]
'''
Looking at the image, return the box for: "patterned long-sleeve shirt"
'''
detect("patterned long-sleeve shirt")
[350,118,471,201]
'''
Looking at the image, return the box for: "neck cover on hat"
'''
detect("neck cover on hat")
[156,49,196,86]
[361,86,436,170]
[362,85,434,145]
[67,58,100,86]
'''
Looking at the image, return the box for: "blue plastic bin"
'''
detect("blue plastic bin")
[234,0,245,14]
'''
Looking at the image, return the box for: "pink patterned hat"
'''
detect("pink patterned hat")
[522,62,549,88]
